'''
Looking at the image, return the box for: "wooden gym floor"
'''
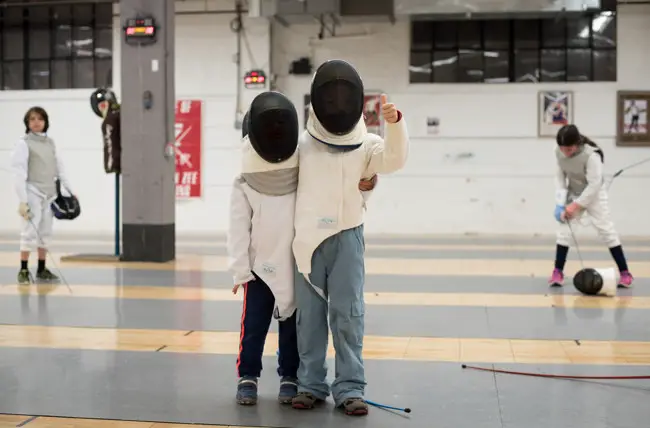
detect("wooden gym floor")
[1,234,650,428]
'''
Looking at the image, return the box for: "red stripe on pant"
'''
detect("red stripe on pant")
[235,282,248,377]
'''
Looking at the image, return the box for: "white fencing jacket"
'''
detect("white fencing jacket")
[227,136,300,321]
[292,107,409,276]
[11,132,73,204]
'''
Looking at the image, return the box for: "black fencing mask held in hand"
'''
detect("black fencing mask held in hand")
[310,59,364,136]
[247,91,299,163]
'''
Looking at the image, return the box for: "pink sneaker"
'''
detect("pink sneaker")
[618,271,634,288]
[548,268,564,286]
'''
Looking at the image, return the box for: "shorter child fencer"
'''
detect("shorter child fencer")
[227,93,302,406]
[11,106,76,285]
[550,124,633,288]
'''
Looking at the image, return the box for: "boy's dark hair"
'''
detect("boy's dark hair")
[23,106,49,134]
[556,124,604,162]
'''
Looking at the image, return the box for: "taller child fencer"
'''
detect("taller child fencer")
[550,124,634,288]
[12,106,75,285]
[227,91,379,406]
[291,60,409,416]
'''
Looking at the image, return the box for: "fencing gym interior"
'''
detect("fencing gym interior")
[2,0,650,427]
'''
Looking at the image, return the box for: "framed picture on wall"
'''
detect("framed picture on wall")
[538,91,574,137]
[616,91,650,147]
[303,90,385,137]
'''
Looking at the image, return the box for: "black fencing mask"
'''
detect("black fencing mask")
[90,88,117,118]
[573,268,604,295]
[310,59,364,136]
[247,91,299,163]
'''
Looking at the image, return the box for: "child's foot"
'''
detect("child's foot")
[278,376,298,404]
[618,271,634,288]
[36,268,59,282]
[548,268,564,287]
[291,392,323,410]
[340,398,369,416]
[17,269,32,285]
[236,376,258,405]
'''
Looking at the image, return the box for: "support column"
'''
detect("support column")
[119,0,175,262]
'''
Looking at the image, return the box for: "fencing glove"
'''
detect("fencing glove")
[18,202,32,220]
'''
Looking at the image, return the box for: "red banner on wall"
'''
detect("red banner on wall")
[174,100,202,199]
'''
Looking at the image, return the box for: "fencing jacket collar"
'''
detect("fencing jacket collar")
[240,135,299,196]
[306,106,367,150]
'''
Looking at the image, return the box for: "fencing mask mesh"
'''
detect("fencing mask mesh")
[573,268,604,295]
[310,60,364,136]
[247,91,299,163]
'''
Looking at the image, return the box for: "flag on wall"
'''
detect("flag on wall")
[174,100,202,199]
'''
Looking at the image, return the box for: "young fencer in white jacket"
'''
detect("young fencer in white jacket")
[290,60,409,416]
[12,106,75,285]
[227,91,378,407]
[550,124,633,288]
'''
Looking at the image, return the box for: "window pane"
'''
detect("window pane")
[3,61,25,90]
[26,6,49,26]
[593,12,616,47]
[541,18,566,48]
[52,59,71,89]
[73,4,94,26]
[95,3,113,28]
[95,58,113,87]
[566,15,591,47]
[409,50,432,83]
[72,26,94,57]
[567,48,591,81]
[72,58,94,88]
[593,49,616,81]
[52,5,72,24]
[95,27,113,58]
[540,49,566,82]
[458,50,483,83]
[28,28,51,59]
[434,22,457,49]
[484,20,510,49]
[2,28,24,60]
[54,25,73,58]
[457,21,481,49]
[29,60,50,90]
[411,21,433,50]
[433,50,458,83]
[484,50,509,83]
[514,19,539,48]
[513,49,539,82]
[3,7,24,26]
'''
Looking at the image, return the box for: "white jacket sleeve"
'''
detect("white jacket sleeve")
[53,140,74,195]
[574,153,604,207]
[11,138,29,204]
[364,113,409,176]
[554,164,568,205]
[226,178,255,285]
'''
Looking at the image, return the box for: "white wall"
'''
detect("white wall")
[1,3,648,239]
[273,4,650,237]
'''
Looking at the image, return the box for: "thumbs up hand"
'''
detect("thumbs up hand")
[380,94,399,124]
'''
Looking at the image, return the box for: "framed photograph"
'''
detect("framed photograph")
[616,91,650,147]
[538,91,573,137]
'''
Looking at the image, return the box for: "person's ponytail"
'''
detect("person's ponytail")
[582,136,604,163]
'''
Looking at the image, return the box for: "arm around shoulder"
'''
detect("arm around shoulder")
[226,178,255,285]
[365,110,409,176]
